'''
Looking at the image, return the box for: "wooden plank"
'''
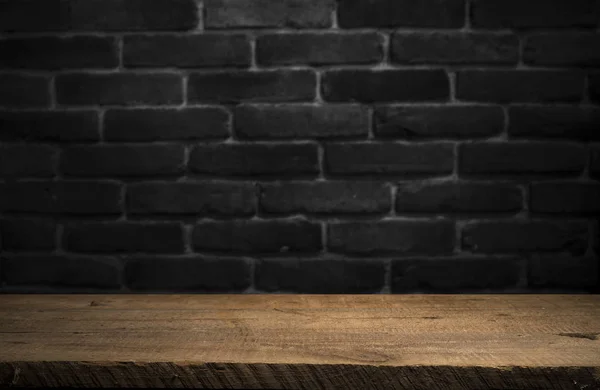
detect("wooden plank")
[0,295,599,389]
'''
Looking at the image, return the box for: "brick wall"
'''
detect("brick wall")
[0,0,599,293]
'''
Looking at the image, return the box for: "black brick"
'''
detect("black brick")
[61,145,184,177]
[124,256,251,292]
[328,220,455,255]
[205,0,334,28]
[524,33,600,67]
[70,0,198,31]
[471,0,599,28]
[2,255,121,289]
[338,0,465,28]
[1,0,597,296]
[374,105,503,139]
[509,106,600,141]
[392,257,524,292]
[188,70,316,103]
[56,73,183,106]
[64,222,184,253]
[322,70,449,103]
[235,104,368,140]
[0,218,56,251]
[530,182,600,214]
[192,220,322,254]
[189,143,319,177]
[529,255,598,289]
[124,34,251,68]
[260,181,391,214]
[0,145,56,177]
[0,0,70,32]
[457,71,584,103]
[325,143,454,176]
[0,111,99,142]
[0,181,122,215]
[462,221,589,255]
[0,74,49,108]
[588,72,600,103]
[256,258,386,293]
[391,32,518,64]
[0,37,118,69]
[396,182,522,214]
[128,182,256,216]
[104,108,229,142]
[256,33,383,66]
[592,146,600,178]
[459,142,586,177]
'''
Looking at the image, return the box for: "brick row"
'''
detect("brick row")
[4,32,596,72]
[1,71,593,107]
[0,0,198,32]
[3,107,600,143]
[121,180,600,218]
[6,71,452,107]
[3,179,595,220]
[2,33,598,70]
[55,143,320,179]
[1,0,597,32]
[2,218,575,257]
[4,142,596,181]
[2,254,594,292]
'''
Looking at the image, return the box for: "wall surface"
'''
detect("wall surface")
[0,0,599,293]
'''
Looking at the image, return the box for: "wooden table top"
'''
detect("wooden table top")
[1,294,599,389]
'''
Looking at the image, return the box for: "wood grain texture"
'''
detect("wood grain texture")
[0,294,599,389]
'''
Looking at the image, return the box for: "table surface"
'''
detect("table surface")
[1,294,599,389]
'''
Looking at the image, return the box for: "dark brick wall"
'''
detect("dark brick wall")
[0,0,599,293]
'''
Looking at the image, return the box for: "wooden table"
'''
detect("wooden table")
[0,295,599,389]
